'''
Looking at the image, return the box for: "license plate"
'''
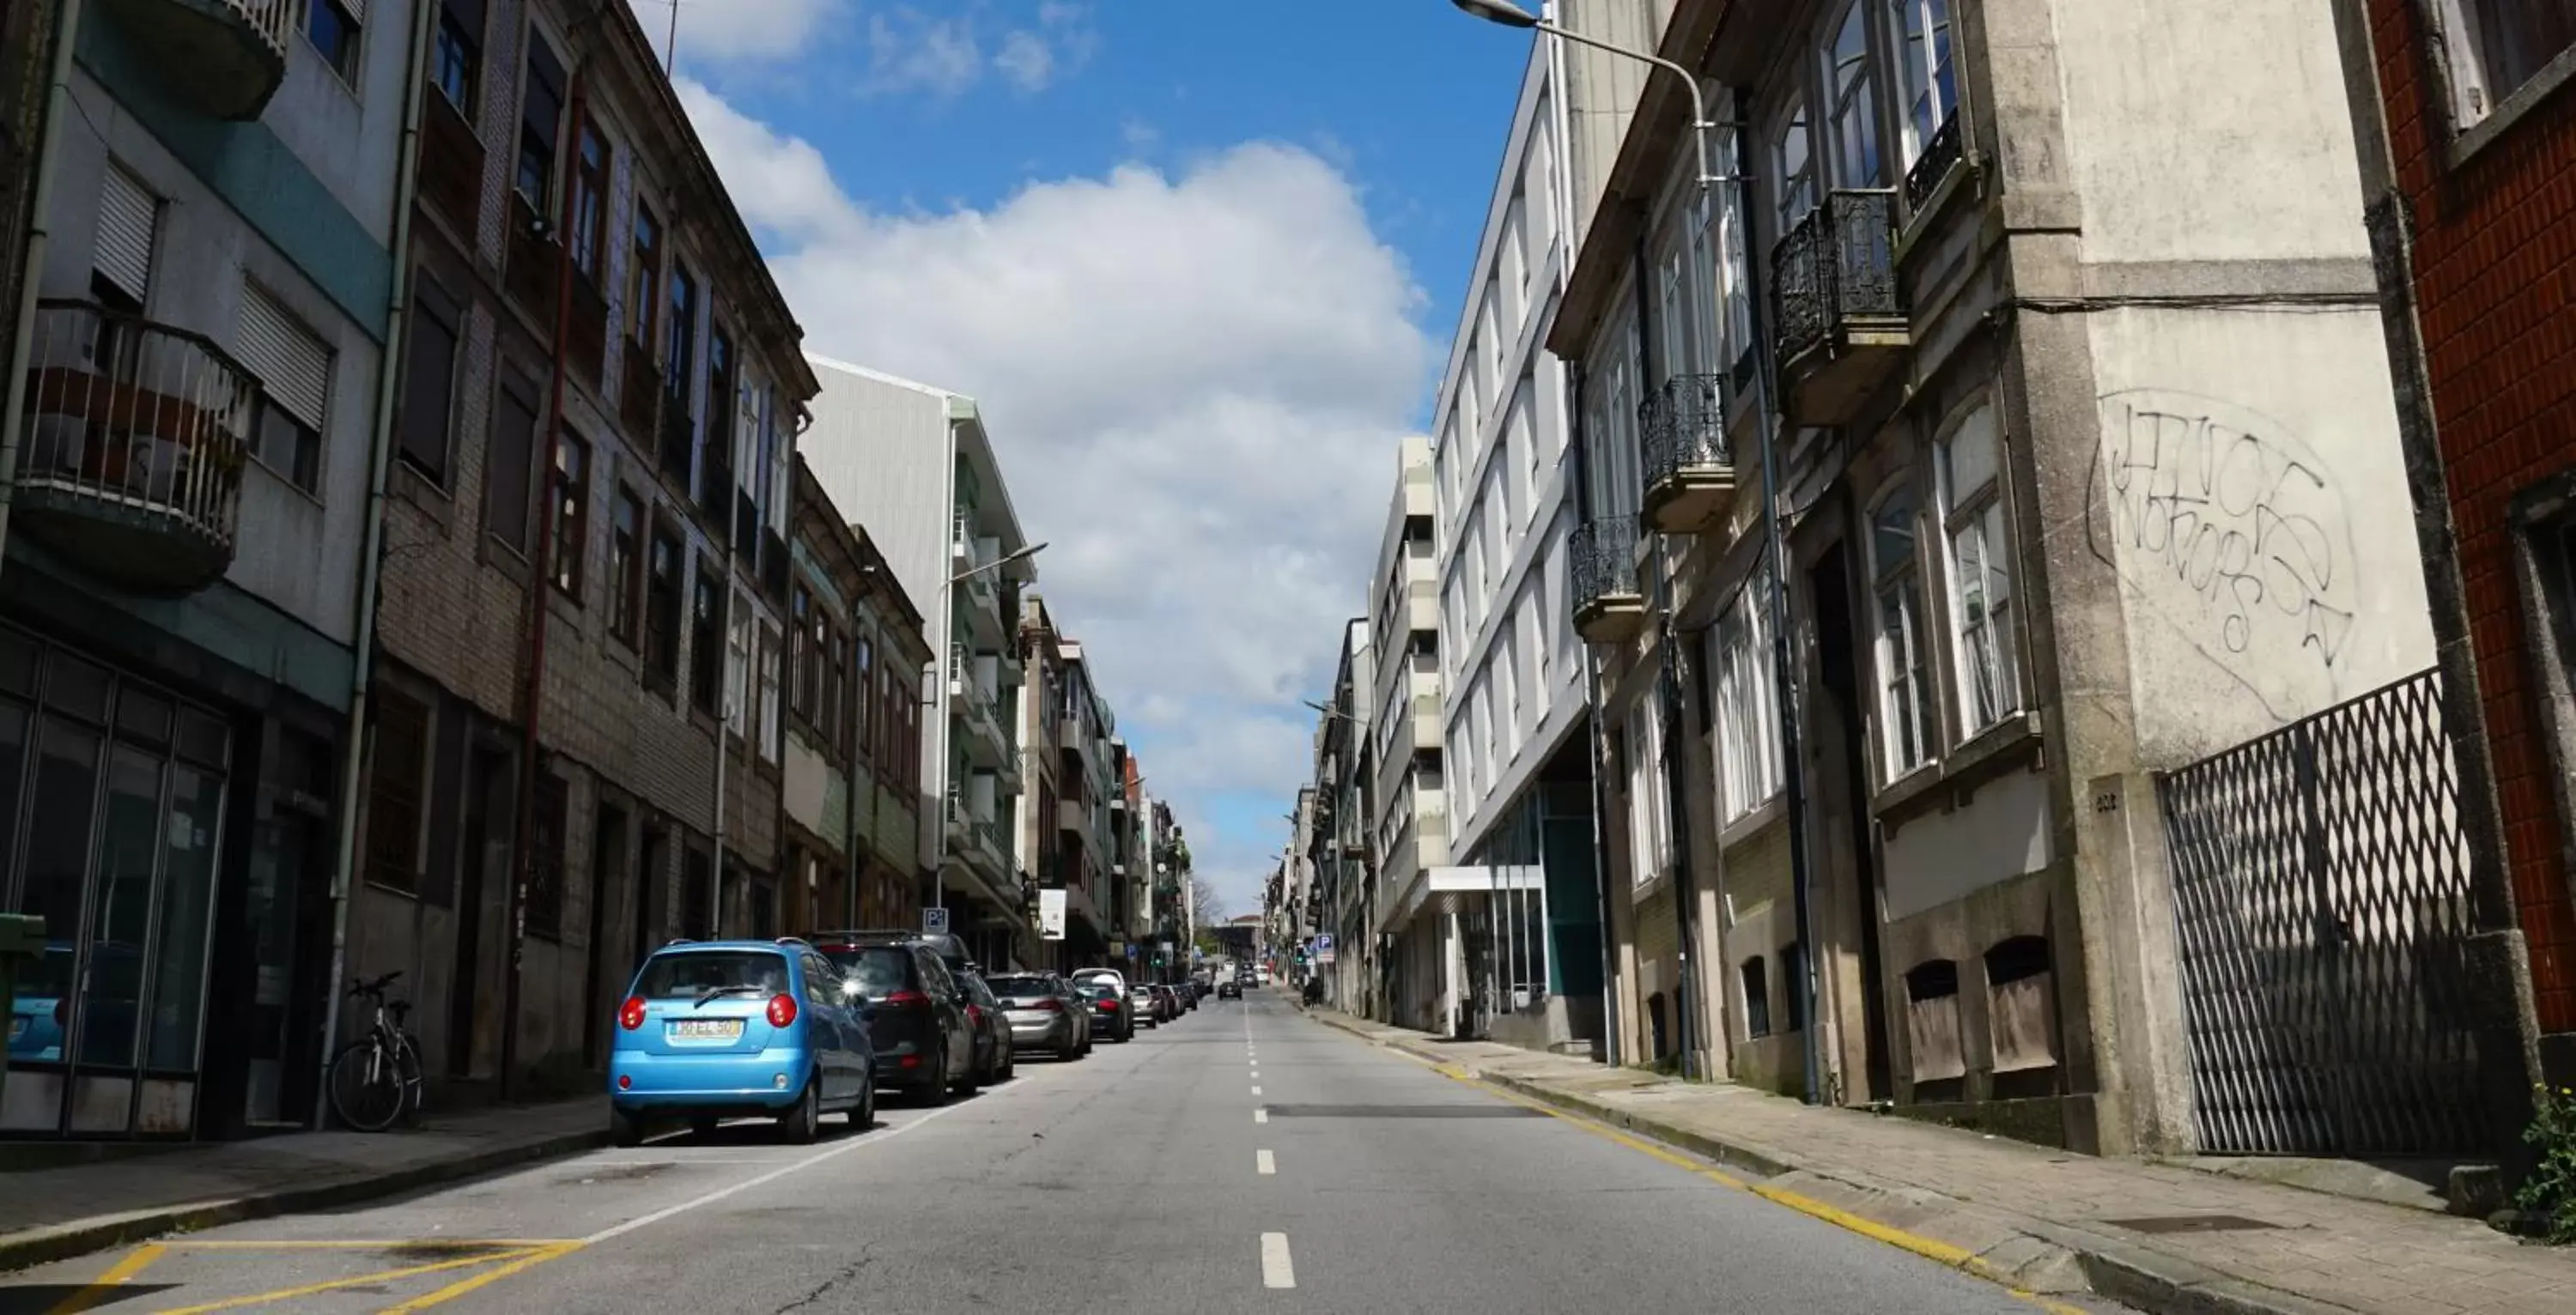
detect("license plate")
[668,1019,743,1042]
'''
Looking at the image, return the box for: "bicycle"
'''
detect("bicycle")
[328,970,425,1132]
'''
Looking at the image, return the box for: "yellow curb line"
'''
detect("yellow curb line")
[43,1242,165,1315]
[380,1241,586,1312]
[150,1248,546,1315]
[161,1239,575,1251]
[1353,1026,2087,1315]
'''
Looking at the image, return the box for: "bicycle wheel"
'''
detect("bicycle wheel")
[329,1039,405,1132]
[392,1033,427,1126]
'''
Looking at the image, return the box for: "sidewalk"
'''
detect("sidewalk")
[0,1098,606,1271]
[1309,1009,2576,1315]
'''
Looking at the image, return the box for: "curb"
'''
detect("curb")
[0,1126,608,1274]
[1307,1011,2355,1315]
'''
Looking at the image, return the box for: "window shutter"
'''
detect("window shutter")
[341,0,368,21]
[94,165,158,300]
[236,285,333,430]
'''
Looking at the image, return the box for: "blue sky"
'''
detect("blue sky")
[660,0,1534,918]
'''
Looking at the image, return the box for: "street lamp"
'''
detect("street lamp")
[953,540,1046,585]
[1451,0,1820,1105]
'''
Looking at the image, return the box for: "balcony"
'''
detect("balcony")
[951,674,1007,767]
[502,194,559,330]
[566,271,609,392]
[1569,516,1645,645]
[417,94,483,240]
[619,351,660,443]
[1904,114,1965,215]
[1638,374,1737,533]
[1770,189,1907,427]
[97,0,291,121]
[10,300,254,594]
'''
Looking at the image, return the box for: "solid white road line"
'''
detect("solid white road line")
[1256,1148,1276,1176]
[1255,1107,1268,1124]
[1261,1233,1296,1288]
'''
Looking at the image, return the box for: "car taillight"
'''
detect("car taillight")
[884,989,930,1009]
[618,997,647,1031]
[1101,999,1121,1010]
[965,1004,984,1024]
[767,993,798,1028]
[1030,998,1062,1012]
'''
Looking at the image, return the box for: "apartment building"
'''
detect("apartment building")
[1368,436,1454,1030]
[1014,597,1116,970]
[1304,619,1370,1010]
[1552,0,2466,1157]
[347,0,811,1102]
[801,359,1036,971]
[780,454,933,941]
[0,0,405,1136]
[2329,0,2576,1099]
[1424,17,1614,1057]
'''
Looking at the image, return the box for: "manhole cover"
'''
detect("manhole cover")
[2102,1215,2283,1234]
[1261,1104,1547,1119]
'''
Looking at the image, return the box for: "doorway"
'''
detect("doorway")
[1808,543,1894,1104]
[447,748,511,1081]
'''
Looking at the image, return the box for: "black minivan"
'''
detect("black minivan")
[813,931,978,1104]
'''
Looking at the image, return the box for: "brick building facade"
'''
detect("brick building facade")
[347,0,814,1100]
[2338,0,2576,1077]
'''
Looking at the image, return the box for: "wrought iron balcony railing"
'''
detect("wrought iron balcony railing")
[11,300,256,594]
[1771,188,1902,365]
[1904,114,1965,214]
[1637,373,1737,533]
[1568,515,1645,644]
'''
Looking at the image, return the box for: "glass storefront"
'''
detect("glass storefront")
[0,626,232,1136]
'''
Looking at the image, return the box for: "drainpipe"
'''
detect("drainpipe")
[499,54,592,1103]
[1566,359,1621,1069]
[314,0,436,1127]
[0,0,91,577]
[1718,84,1826,1106]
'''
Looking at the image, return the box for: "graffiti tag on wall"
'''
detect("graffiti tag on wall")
[2088,390,2360,723]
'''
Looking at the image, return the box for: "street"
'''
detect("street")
[3,993,2113,1314]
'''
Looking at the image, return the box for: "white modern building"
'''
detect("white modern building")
[1424,15,1612,1052]
[801,357,1037,967]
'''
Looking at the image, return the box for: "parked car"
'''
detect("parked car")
[814,932,977,1105]
[1151,985,1181,1022]
[606,938,875,1146]
[1177,981,1199,1012]
[1127,984,1160,1028]
[1079,979,1134,1042]
[1071,967,1127,1001]
[984,973,1091,1059]
[954,968,1017,1084]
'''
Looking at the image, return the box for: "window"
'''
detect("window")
[854,633,876,761]
[1772,106,1816,232]
[627,204,661,352]
[646,526,683,687]
[609,488,643,645]
[756,621,782,762]
[1870,486,1934,779]
[1890,0,1956,171]
[665,262,698,399]
[550,429,589,597]
[789,585,813,718]
[726,591,751,737]
[516,31,567,209]
[1625,698,1673,887]
[527,773,567,938]
[236,285,331,494]
[2436,1,2576,130]
[1821,1,1883,187]
[702,324,736,508]
[434,0,482,112]
[400,276,461,482]
[487,376,539,554]
[307,0,361,84]
[1710,565,1783,822]
[1938,403,2020,736]
[1741,956,1772,1039]
[571,124,610,282]
[365,688,429,890]
[824,625,846,754]
[690,567,725,718]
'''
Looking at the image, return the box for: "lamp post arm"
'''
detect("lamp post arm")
[1531,21,1719,190]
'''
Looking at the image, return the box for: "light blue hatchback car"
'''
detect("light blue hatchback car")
[608,939,875,1146]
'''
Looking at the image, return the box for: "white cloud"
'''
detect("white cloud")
[854,2,1097,99]
[675,82,1428,914]
[648,0,839,66]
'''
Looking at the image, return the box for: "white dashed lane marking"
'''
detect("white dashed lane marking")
[1261,1233,1296,1288]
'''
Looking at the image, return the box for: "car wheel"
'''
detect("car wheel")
[610,1107,645,1148]
[779,1081,820,1145]
[1000,1045,1016,1082]
[956,1046,982,1096]
[849,1082,874,1131]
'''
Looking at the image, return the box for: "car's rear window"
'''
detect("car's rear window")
[824,947,913,994]
[636,950,788,999]
[985,976,1050,994]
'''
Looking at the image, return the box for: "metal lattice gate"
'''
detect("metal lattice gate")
[2157,668,2486,1158]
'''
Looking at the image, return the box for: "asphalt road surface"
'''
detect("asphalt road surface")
[1,991,2124,1313]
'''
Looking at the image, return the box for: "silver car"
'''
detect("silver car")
[984,973,1091,1059]
[1127,985,1160,1028]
